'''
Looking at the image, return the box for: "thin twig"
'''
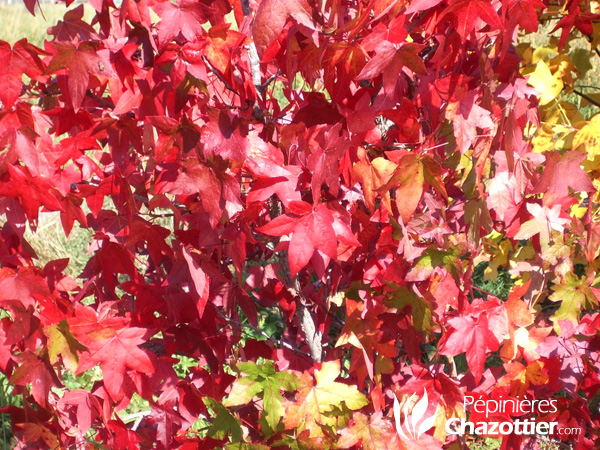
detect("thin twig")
[573,89,600,108]
[201,55,240,95]
[261,70,283,90]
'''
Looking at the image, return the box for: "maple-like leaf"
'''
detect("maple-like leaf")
[447,91,495,154]
[438,0,504,40]
[10,351,62,407]
[153,0,212,46]
[532,151,595,203]
[353,157,398,213]
[501,325,552,363]
[549,272,599,324]
[322,43,368,102]
[245,158,303,208]
[167,161,243,227]
[506,0,545,32]
[386,286,434,336]
[205,397,243,442]
[376,152,424,221]
[335,299,397,379]
[497,361,549,397]
[223,361,300,431]
[182,246,210,318]
[512,202,570,247]
[44,41,116,110]
[357,41,427,97]
[338,411,405,450]
[204,24,246,74]
[306,124,349,204]
[0,165,63,223]
[44,320,86,372]
[257,203,359,277]
[120,0,152,26]
[47,5,99,42]
[0,39,45,108]
[284,360,368,437]
[440,312,503,384]
[527,60,564,105]
[76,326,155,401]
[57,389,102,434]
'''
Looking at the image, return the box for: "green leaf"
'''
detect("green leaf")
[205,398,243,442]
[549,272,598,324]
[44,320,86,372]
[224,361,301,432]
[385,285,434,335]
[222,377,264,407]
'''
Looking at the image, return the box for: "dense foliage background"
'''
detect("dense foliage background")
[0,0,600,448]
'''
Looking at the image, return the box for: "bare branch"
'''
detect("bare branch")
[201,55,240,95]
[573,88,600,108]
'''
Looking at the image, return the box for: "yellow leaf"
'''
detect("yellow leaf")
[44,320,86,373]
[548,54,575,85]
[541,102,584,124]
[283,360,368,437]
[484,239,512,281]
[572,114,600,171]
[532,45,557,64]
[527,60,563,105]
[353,157,397,212]
[531,122,575,153]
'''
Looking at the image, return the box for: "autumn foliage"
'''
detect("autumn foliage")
[0,0,599,448]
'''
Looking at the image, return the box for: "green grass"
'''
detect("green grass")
[25,211,92,278]
[0,1,94,46]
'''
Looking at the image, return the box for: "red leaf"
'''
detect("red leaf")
[182,246,210,318]
[532,151,595,203]
[0,267,51,309]
[506,0,545,32]
[441,313,501,384]
[44,41,116,110]
[357,41,427,96]
[57,389,102,434]
[257,204,342,277]
[252,0,314,58]
[154,0,212,47]
[10,351,62,407]
[77,327,155,401]
[0,39,45,108]
[439,0,504,40]
[306,124,350,204]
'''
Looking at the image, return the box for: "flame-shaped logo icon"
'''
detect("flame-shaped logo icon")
[394,390,437,441]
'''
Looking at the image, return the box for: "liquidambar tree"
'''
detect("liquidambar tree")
[0,0,599,448]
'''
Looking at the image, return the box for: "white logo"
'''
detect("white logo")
[394,390,436,441]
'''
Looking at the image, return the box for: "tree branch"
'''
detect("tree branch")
[267,199,323,363]
[573,88,600,108]
[246,43,264,101]
[201,55,240,95]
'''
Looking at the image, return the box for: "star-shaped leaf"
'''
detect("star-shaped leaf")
[45,41,116,110]
[549,272,598,324]
[76,326,155,401]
